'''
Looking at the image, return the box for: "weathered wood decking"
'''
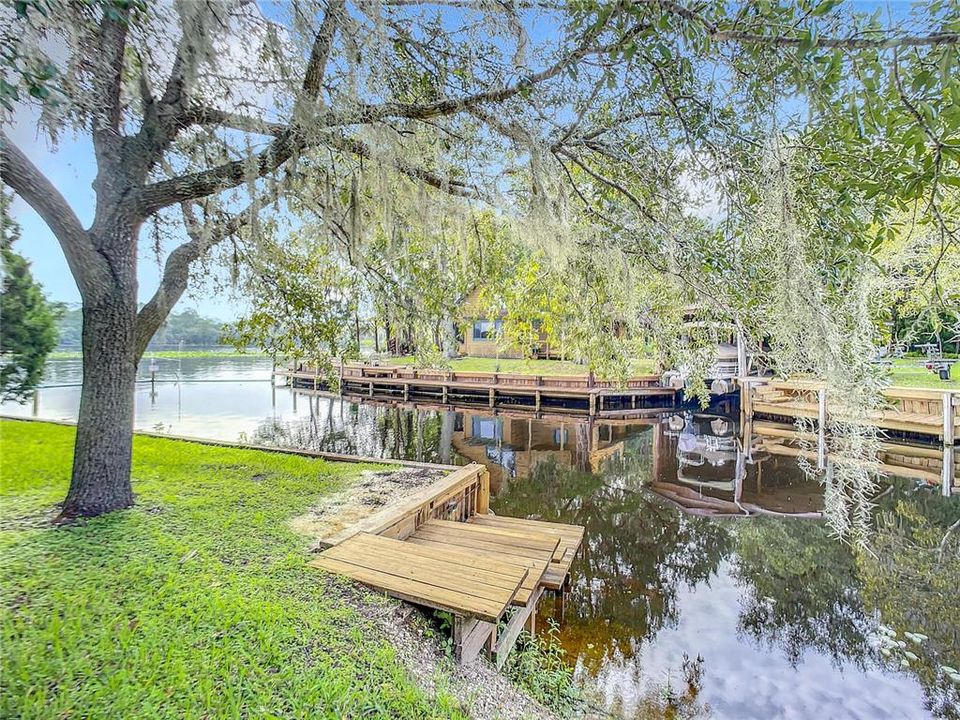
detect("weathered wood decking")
[277,361,677,416]
[744,379,959,444]
[308,462,584,664]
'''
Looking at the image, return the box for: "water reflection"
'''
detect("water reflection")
[5,359,958,719]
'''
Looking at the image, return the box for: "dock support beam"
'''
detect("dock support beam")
[818,388,828,469]
[943,446,955,497]
[944,392,955,446]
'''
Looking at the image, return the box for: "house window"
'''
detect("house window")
[472,319,502,340]
[471,416,501,440]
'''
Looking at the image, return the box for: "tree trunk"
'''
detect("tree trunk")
[59,254,138,518]
[443,317,458,359]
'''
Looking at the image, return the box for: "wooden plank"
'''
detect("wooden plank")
[467,516,582,565]
[495,588,543,669]
[468,515,585,542]
[454,617,495,664]
[404,538,548,606]
[541,566,567,590]
[319,536,522,601]
[423,519,561,554]
[310,556,507,622]
[358,533,536,581]
[410,527,556,561]
[323,537,525,597]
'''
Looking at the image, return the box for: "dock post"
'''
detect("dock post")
[589,393,596,417]
[442,386,448,404]
[477,468,490,514]
[944,392,955,446]
[632,394,636,409]
[818,388,827,469]
[535,390,541,412]
[489,388,495,408]
[368,381,374,398]
[942,445,954,497]
[598,394,604,412]
[404,383,409,401]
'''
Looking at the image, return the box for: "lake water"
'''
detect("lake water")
[4,357,959,719]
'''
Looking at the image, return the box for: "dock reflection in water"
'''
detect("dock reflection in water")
[258,394,958,719]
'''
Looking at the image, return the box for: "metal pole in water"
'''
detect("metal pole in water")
[149,357,159,406]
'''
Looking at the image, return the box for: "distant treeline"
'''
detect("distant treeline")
[57,307,229,349]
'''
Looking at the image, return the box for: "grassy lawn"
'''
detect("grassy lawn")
[383,356,658,376]
[888,358,960,390]
[0,420,463,719]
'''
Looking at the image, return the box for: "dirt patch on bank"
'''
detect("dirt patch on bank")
[289,465,448,545]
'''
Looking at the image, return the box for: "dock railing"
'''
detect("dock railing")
[321,463,490,547]
[745,378,959,444]
[296,361,662,391]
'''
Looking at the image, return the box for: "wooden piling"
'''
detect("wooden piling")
[944,392,955,446]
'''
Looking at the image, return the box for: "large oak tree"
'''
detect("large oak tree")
[1,0,956,520]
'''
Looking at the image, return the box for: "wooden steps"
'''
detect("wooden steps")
[307,464,585,664]
[467,515,585,590]
[309,532,525,623]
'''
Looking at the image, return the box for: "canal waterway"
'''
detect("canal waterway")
[4,357,958,719]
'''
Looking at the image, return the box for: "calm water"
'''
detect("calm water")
[4,358,959,719]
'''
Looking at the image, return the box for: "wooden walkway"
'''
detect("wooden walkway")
[308,463,584,665]
[744,379,959,444]
[277,361,677,416]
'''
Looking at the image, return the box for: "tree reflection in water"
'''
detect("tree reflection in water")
[250,394,958,719]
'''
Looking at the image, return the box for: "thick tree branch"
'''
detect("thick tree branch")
[0,133,111,294]
[134,189,280,358]
[138,0,347,214]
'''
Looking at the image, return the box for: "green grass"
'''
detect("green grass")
[49,349,269,360]
[383,356,658,376]
[0,420,464,719]
[888,358,960,389]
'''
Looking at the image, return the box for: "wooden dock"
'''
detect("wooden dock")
[744,379,959,445]
[277,362,677,416]
[308,463,584,665]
